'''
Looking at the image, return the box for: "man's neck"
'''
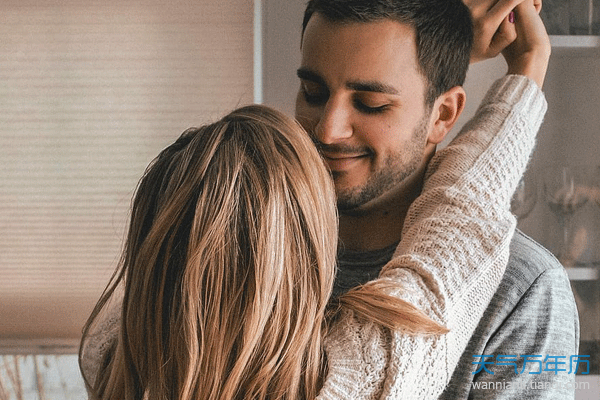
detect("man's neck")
[337,158,429,252]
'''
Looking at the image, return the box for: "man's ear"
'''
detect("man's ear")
[427,86,466,145]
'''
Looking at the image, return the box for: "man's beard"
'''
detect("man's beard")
[335,116,429,214]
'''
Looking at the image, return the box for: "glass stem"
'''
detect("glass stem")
[562,215,573,266]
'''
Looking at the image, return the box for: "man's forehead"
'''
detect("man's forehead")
[301,13,416,48]
[299,14,422,92]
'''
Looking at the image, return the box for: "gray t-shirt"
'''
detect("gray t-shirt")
[334,230,580,399]
[333,241,398,300]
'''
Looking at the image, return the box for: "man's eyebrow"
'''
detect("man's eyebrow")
[347,81,399,95]
[296,68,325,85]
[297,68,399,95]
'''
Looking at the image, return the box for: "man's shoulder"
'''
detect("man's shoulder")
[440,230,579,400]
[459,229,576,353]
[470,229,573,338]
[493,228,575,323]
[503,229,569,294]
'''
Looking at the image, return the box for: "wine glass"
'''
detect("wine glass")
[511,174,537,221]
[543,166,589,266]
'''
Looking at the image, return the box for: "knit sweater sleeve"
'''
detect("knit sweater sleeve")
[317,75,547,399]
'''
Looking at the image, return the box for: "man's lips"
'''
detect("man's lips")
[320,151,368,170]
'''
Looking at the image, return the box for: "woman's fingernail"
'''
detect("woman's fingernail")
[509,11,515,23]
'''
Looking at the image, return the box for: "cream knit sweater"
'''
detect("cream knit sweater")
[80,75,547,399]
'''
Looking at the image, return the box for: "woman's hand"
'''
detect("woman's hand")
[502,0,551,87]
[466,0,525,63]
[465,0,550,87]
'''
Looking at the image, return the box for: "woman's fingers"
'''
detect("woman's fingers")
[469,0,525,63]
[488,15,518,57]
[502,0,551,87]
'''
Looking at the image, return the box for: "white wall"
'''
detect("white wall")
[260,0,305,116]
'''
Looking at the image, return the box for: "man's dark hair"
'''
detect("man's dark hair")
[302,0,473,106]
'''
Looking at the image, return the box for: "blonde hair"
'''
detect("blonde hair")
[80,105,446,400]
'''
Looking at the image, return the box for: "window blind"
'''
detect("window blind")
[0,0,254,346]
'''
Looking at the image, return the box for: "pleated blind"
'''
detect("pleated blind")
[0,0,254,345]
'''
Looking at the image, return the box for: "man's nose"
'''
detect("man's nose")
[314,99,353,144]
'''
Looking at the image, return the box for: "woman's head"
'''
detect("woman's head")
[86,105,337,400]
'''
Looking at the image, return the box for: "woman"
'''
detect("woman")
[80,104,448,399]
[80,2,549,398]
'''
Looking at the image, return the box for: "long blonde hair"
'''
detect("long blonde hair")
[80,105,446,400]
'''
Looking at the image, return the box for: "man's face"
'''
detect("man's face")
[295,14,435,213]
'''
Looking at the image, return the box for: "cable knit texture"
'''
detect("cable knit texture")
[80,75,547,400]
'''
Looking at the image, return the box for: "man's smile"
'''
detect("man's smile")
[319,150,369,171]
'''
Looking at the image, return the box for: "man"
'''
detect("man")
[294,0,579,398]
